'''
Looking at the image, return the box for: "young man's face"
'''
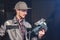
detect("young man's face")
[38,29,45,39]
[16,9,27,19]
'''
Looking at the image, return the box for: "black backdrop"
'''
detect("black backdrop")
[0,0,60,40]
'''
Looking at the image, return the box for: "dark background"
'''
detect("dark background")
[0,0,60,40]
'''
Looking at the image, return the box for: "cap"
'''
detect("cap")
[14,1,31,10]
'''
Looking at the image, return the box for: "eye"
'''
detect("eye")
[22,10,27,12]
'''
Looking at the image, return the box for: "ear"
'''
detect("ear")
[15,9,19,15]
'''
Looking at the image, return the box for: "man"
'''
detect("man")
[0,1,31,40]
[0,1,47,40]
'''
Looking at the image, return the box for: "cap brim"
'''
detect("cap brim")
[27,8,31,9]
[14,7,31,10]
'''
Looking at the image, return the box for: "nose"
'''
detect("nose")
[24,12,27,15]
